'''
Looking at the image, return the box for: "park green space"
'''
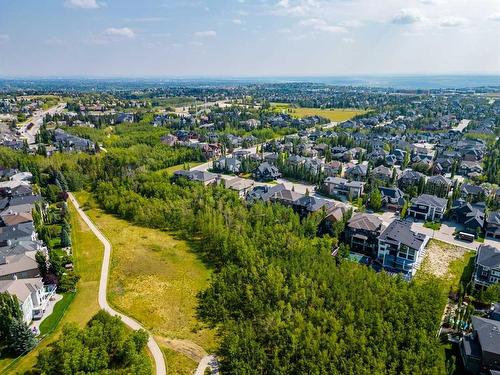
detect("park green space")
[271,103,367,121]
[74,191,217,372]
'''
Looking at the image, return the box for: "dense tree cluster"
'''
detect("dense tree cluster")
[0,131,449,374]
[32,311,150,374]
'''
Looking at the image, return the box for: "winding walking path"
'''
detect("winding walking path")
[68,193,167,375]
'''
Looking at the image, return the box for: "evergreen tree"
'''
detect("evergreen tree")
[8,319,36,355]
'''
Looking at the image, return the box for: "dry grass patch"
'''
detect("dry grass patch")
[73,191,216,354]
[417,239,475,292]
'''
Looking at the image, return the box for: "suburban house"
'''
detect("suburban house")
[344,213,385,257]
[221,177,254,198]
[318,203,350,236]
[472,244,500,288]
[0,222,37,246]
[246,184,286,203]
[486,211,500,239]
[407,194,447,221]
[324,161,342,177]
[377,220,428,279]
[253,162,281,181]
[398,170,425,191]
[271,189,304,208]
[461,184,487,202]
[213,157,241,174]
[0,278,56,323]
[345,164,368,182]
[173,170,218,185]
[459,161,483,176]
[459,316,500,374]
[371,165,394,184]
[379,187,405,211]
[293,196,335,218]
[323,177,364,199]
[426,175,452,197]
[450,201,485,236]
[0,251,39,280]
[53,129,95,152]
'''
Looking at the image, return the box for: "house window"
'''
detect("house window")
[397,246,415,261]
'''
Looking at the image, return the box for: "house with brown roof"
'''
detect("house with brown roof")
[344,213,385,257]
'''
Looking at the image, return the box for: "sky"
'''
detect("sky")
[0,0,499,77]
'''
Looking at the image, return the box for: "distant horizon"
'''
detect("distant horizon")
[1,73,500,90]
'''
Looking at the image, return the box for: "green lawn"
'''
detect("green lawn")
[38,292,76,335]
[0,199,105,374]
[271,103,367,122]
[74,191,217,371]
[162,162,204,175]
[424,221,442,230]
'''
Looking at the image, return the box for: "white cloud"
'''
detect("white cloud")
[232,19,243,25]
[64,0,100,9]
[300,18,347,33]
[103,27,136,38]
[488,12,500,21]
[275,0,319,17]
[391,8,425,25]
[189,41,203,46]
[439,16,468,27]
[194,30,217,37]
[342,37,354,43]
[0,34,9,44]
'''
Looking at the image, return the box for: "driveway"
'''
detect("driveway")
[410,219,479,251]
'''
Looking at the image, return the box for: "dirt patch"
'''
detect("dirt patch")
[155,336,207,362]
[421,240,469,279]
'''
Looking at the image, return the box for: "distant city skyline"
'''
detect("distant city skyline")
[0,0,499,77]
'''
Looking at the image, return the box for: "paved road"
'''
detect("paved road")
[19,102,66,145]
[68,193,167,375]
[194,355,220,375]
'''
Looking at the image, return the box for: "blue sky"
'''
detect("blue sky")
[0,0,499,77]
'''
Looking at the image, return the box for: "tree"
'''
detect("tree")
[8,319,36,355]
[369,188,383,211]
[35,251,48,277]
[401,199,409,218]
[0,292,22,352]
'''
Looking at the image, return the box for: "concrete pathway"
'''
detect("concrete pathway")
[30,293,63,334]
[68,193,167,375]
[195,355,220,375]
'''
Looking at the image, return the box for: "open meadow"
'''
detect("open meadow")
[73,191,217,372]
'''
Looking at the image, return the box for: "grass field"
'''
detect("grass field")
[162,348,198,375]
[74,191,216,371]
[0,199,106,374]
[271,103,367,122]
[38,292,76,335]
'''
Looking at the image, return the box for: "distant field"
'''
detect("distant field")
[73,191,217,371]
[271,103,367,122]
[0,199,105,374]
